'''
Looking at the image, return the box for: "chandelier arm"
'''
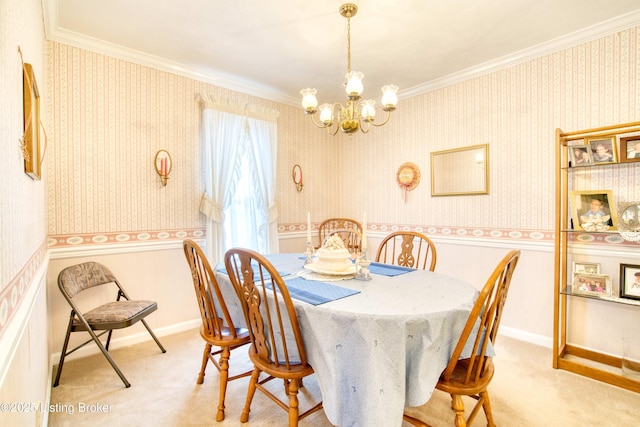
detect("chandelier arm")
[327,123,340,136]
[366,109,393,127]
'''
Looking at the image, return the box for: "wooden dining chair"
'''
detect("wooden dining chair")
[53,262,166,388]
[182,239,252,421]
[403,249,520,427]
[317,217,362,249]
[375,231,437,271]
[224,248,323,426]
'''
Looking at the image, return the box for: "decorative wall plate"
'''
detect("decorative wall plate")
[396,162,420,201]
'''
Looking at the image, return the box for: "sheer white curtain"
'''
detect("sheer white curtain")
[198,97,279,264]
[247,115,279,253]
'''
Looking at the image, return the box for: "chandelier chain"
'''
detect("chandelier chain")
[346,15,351,73]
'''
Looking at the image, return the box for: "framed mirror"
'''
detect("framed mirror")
[430,144,489,196]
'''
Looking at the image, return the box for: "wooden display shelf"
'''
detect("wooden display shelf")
[557,344,640,393]
[553,121,640,393]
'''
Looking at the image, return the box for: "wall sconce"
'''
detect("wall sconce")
[292,164,303,192]
[154,150,172,186]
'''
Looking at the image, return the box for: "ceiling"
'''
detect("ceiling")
[43,0,640,107]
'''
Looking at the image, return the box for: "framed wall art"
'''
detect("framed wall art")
[22,62,42,180]
[619,136,640,163]
[620,263,640,301]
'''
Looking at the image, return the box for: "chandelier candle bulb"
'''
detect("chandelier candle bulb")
[300,88,318,112]
[319,104,333,124]
[381,85,399,110]
[362,100,376,120]
[346,71,364,97]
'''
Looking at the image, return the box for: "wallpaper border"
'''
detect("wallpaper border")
[47,228,205,248]
[0,241,48,342]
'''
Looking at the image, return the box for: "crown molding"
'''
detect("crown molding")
[401,8,640,99]
[42,1,298,106]
[43,1,640,106]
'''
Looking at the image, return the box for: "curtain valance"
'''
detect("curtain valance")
[196,94,280,123]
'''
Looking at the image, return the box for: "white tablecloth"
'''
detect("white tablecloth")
[215,253,478,427]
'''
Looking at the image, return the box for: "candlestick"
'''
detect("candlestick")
[362,213,367,251]
[307,212,312,244]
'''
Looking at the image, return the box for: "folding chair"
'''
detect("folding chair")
[53,262,166,388]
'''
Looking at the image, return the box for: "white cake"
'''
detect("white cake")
[313,234,353,273]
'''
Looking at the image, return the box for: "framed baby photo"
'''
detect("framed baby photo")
[569,145,593,167]
[572,272,611,297]
[619,136,640,163]
[569,190,617,231]
[619,263,640,301]
[586,136,617,164]
[572,261,601,274]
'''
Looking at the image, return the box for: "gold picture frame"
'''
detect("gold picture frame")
[22,63,41,180]
[569,190,617,231]
[572,272,611,297]
[431,144,489,196]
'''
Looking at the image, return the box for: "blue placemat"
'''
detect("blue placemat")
[216,265,290,281]
[368,262,416,276]
[267,277,360,306]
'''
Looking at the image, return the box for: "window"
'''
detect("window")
[199,102,279,264]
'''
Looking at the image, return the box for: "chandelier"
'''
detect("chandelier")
[300,3,398,135]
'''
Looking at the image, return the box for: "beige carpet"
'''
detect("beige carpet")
[48,329,640,426]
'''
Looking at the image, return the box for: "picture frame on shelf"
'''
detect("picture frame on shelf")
[572,272,611,297]
[619,263,640,301]
[572,261,601,274]
[569,190,617,231]
[586,136,617,164]
[619,136,640,163]
[569,145,593,167]
[618,202,640,232]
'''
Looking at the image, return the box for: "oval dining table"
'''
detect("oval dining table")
[215,252,480,427]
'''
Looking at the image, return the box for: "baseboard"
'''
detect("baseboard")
[49,318,201,367]
[500,325,552,348]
